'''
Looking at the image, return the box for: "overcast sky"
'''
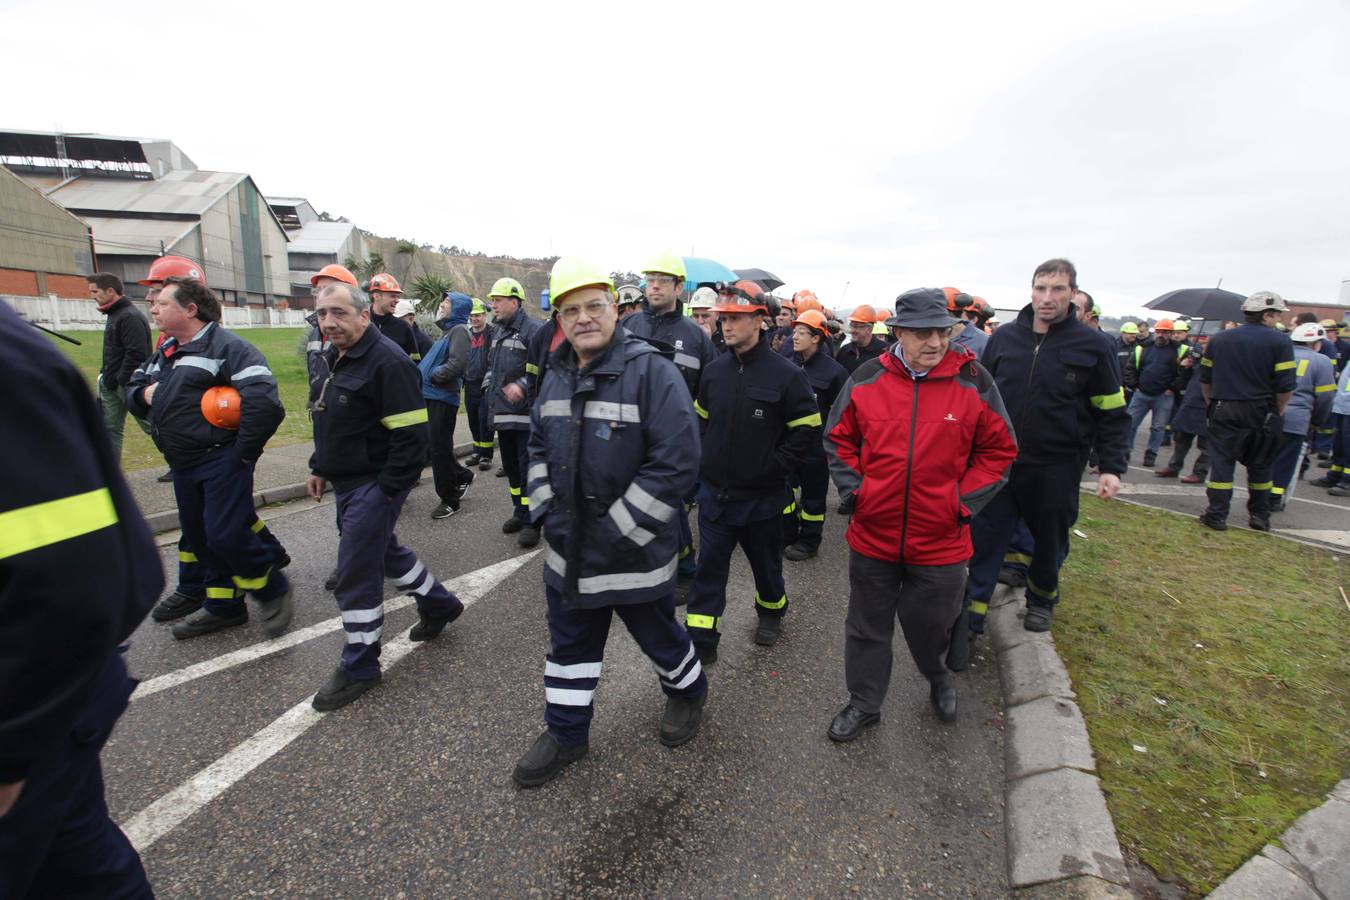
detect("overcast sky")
[5,0,1348,316]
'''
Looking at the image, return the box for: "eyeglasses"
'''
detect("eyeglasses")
[557,299,613,322]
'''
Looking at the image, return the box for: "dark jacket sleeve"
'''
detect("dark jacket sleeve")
[776,366,823,475]
[222,338,286,463]
[124,350,159,418]
[114,310,151,389]
[1274,341,1297,394]
[823,374,864,499]
[430,326,471,386]
[1121,346,1139,390]
[0,309,163,782]
[523,320,552,399]
[376,357,431,495]
[1311,357,1336,426]
[959,361,1019,516]
[1087,347,1131,476]
[1168,349,1187,394]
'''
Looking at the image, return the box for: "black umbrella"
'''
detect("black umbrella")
[1145,288,1246,322]
[734,268,786,291]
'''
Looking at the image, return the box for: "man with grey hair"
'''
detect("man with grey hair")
[305,281,464,710]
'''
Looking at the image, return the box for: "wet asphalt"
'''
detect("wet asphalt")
[107,474,1010,898]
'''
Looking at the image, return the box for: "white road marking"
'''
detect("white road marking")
[1087,480,1349,511]
[134,552,539,700]
[121,550,540,852]
[1278,529,1350,549]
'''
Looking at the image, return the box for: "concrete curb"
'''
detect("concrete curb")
[1208,778,1350,900]
[141,440,478,534]
[988,584,1131,896]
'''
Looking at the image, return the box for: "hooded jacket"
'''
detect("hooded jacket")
[825,345,1018,565]
[421,293,472,404]
[527,330,699,609]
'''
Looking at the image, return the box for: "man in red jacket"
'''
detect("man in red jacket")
[823,288,1017,738]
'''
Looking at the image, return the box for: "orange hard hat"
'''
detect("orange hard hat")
[368,273,403,294]
[792,309,829,336]
[941,287,962,310]
[311,264,359,288]
[714,280,768,314]
[139,255,207,287]
[848,304,877,324]
[200,386,242,429]
[1155,318,1175,331]
[793,290,823,315]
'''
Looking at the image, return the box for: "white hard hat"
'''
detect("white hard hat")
[1291,322,1326,343]
[688,287,718,309]
[1241,291,1287,313]
[394,299,418,318]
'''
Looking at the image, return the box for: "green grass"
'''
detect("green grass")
[48,327,313,472]
[1056,497,1350,896]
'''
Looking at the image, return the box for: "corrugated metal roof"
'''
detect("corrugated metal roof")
[287,221,356,254]
[83,216,197,256]
[46,169,245,216]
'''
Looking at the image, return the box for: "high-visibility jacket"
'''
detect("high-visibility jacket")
[527,332,699,608]
[0,302,163,782]
[623,301,716,398]
[1283,345,1336,436]
[485,306,543,431]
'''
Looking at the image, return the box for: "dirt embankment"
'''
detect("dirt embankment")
[363,235,554,313]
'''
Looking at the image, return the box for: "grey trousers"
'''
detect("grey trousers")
[845,550,968,714]
[98,375,151,461]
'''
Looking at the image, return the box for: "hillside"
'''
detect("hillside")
[361,235,554,312]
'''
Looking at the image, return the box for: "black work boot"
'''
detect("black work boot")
[997,567,1027,588]
[783,542,818,561]
[512,731,588,787]
[151,591,203,622]
[409,601,464,641]
[171,607,247,640]
[324,568,339,591]
[828,704,880,742]
[502,516,524,534]
[312,667,381,712]
[753,615,782,646]
[518,525,541,548]
[1023,603,1053,632]
[256,586,295,638]
[693,642,718,666]
[930,674,958,723]
[1142,452,1157,468]
[1198,512,1228,531]
[659,692,707,747]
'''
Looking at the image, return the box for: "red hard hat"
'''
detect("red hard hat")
[714,280,768,314]
[311,264,359,287]
[368,273,403,294]
[200,385,242,429]
[139,255,207,287]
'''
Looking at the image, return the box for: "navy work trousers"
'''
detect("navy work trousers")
[967,460,1081,632]
[173,449,288,615]
[686,489,788,649]
[173,513,285,598]
[333,480,462,679]
[464,385,493,460]
[498,429,530,522]
[0,652,152,899]
[543,585,707,747]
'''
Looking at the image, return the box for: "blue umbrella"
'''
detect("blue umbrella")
[683,256,738,287]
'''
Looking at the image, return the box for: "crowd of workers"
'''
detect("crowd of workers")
[3,248,1347,896]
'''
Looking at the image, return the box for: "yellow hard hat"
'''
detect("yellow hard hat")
[550,257,615,305]
[489,277,526,301]
[641,252,686,280]
[1172,319,1190,332]
[470,298,487,315]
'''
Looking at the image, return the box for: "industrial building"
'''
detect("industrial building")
[0,164,95,298]
[0,129,292,308]
[267,196,364,305]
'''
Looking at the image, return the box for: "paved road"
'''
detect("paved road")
[108,476,1010,898]
[1117,425,1349,551]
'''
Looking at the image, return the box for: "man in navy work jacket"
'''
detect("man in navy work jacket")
[126,276,295,641]
[485,277,544,546]
[956,258,1129,653]
[1,300,161,898]
[514,258,707,788]
[306,281,465,711]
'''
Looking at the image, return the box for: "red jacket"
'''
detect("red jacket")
[825,345,1017,565]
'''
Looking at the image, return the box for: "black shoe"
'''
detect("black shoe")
[495,465,507,478]
[753,616,782,647]
[171,607,247,640]
[1270,497,1287,513]
[256,586,295,638]
[930,676,958,723]
[1198,513,1229,531]
[828,704,880,742]
[659,692,707,747]
[1248,516,1271,532]
[157,469,174,483]
[453,470,475,500]
[324,568,339,591]
[409,601,464,641]
[1330,484,1350,497]
[997,567,1027,588]
[836,495,855,516]
[518,525,540,548]
[947,629,977,672]
[1160,436,1172,447]
[276,550,292,569]
[783,542,817,561]
[312,667,381,712]
[431,501,458,520]
[478,458,494,471]
[1142,453,1156,468]
[151,591,203,622]
[1311,475,1336,487]
[512,731,588,787]
[694,643,718,666]
[502,516,524,534]
[1023,604,1053,633]
[675,573,693,607]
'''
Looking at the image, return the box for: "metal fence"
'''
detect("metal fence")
[2,294,310,330]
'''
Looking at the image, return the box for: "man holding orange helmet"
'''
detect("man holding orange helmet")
[126,274,294,640]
